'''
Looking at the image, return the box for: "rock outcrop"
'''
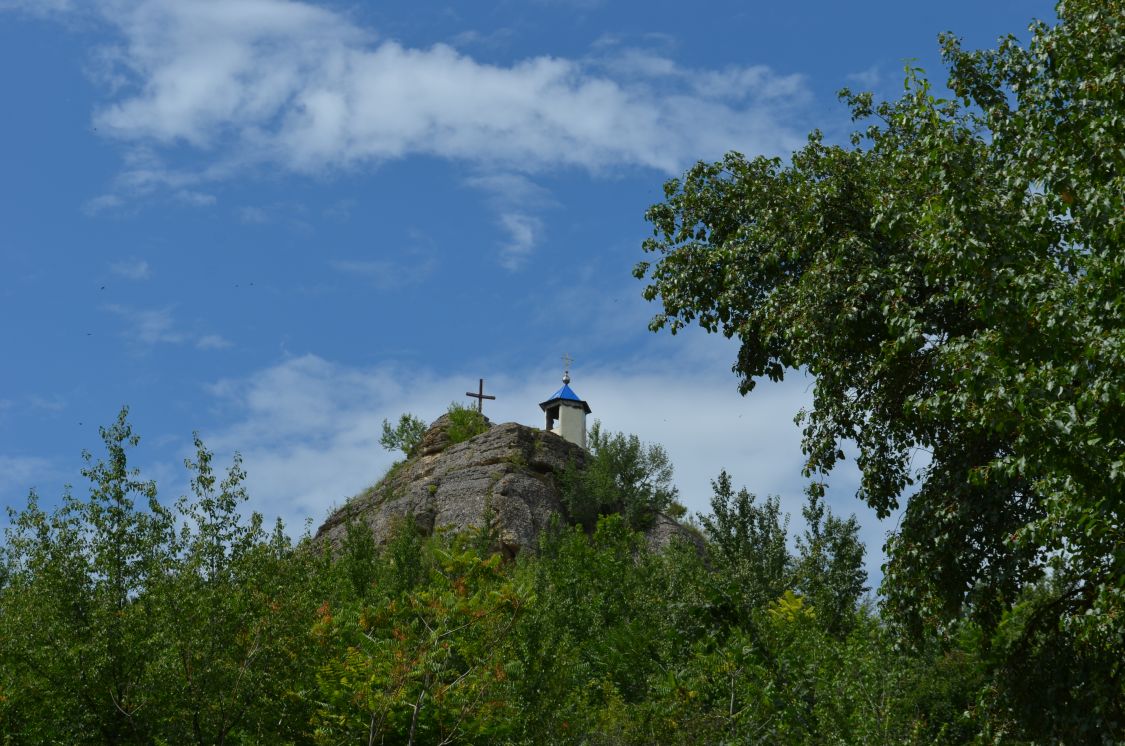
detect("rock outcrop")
[314,414,701,556]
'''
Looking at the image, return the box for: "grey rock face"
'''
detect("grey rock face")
[314,416,701,556]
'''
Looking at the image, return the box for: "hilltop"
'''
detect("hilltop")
[314,413,699,555]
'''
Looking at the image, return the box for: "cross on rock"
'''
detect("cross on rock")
[466,378,496,414]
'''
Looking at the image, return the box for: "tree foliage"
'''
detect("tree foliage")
[634,1,1124,735]
[698,470,792,611]
[380,413,428,458]
[699,471,867,637]
[561,421,679,529]
[0,410,320,743]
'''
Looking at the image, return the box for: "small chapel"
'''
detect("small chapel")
[538,365,591,449]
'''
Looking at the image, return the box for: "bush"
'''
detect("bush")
[562,421,678,530]
[379,413,426,457]
[445,402,489,444]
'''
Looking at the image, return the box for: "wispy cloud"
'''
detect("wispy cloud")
[103,304,231,350]
[0,0,75,18]
[496,213,541,270]
[448,27,516,52]
[464,172,557,268]
[463,173,556,209]
[237,206,270,225]
[175,189,216,207]
[27,394,67,413]
[330,252,437,290]
[196,334,233,350]
[83,194,124,216]
[105,304,184,345]
[0,454,55,498]
[109,258,151,280]
[234,203,310,231]
[846,65,882,90]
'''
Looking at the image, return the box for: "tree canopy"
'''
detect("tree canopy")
[636,0,1122,731]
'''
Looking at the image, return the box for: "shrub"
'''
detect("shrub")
[561,421,678,530]
[379,413,426,457]
[446,402,489,444]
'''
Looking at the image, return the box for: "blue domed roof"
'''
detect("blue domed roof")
[539,382,592,414]
[548,383,581,402]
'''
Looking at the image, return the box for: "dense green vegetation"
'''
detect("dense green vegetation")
[561,421,683,530]
[3,403,1117,742]
[1,410,997,744]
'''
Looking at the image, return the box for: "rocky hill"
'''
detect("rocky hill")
[314,413,699,556]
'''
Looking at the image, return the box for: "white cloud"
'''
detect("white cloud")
[234,202,310,229]
[595,46,808,102]
[330,252,437,290]
[237,206,270,224]
[33,0,807,185]
[196,334,233,350]
[13,0,815,266]
[104,304,231,350]
[27,395,67,413]
[464,172,557,268]
[200,343,891,583]
[175,189,216,206]
[105,304,185,345]
[0,0,74,17]
[447,27,516,52]
[83,193,124,215]
[846,65,882,90]
[496,213,541,270]
[0,454,55,499]
[463,172,556,210]
[109,258,151,280]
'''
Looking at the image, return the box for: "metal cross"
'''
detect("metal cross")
[561,353,573,384]
[465,378,496,414]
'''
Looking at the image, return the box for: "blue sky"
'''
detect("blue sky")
[1,0,1054,583]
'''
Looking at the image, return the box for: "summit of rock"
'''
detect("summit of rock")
[313,415,701,556]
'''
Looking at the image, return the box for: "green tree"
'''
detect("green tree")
[793,489,867,637]
[511,516,674,743]
[339,516,381,601]
[311,531,523,745]
[635,2,1125,736]
[380,413,427,458]
[697,470,790,615]
[562,421,679,530]
[0,415,325,743]
[0,408,171,743]
[151,435,316,744]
